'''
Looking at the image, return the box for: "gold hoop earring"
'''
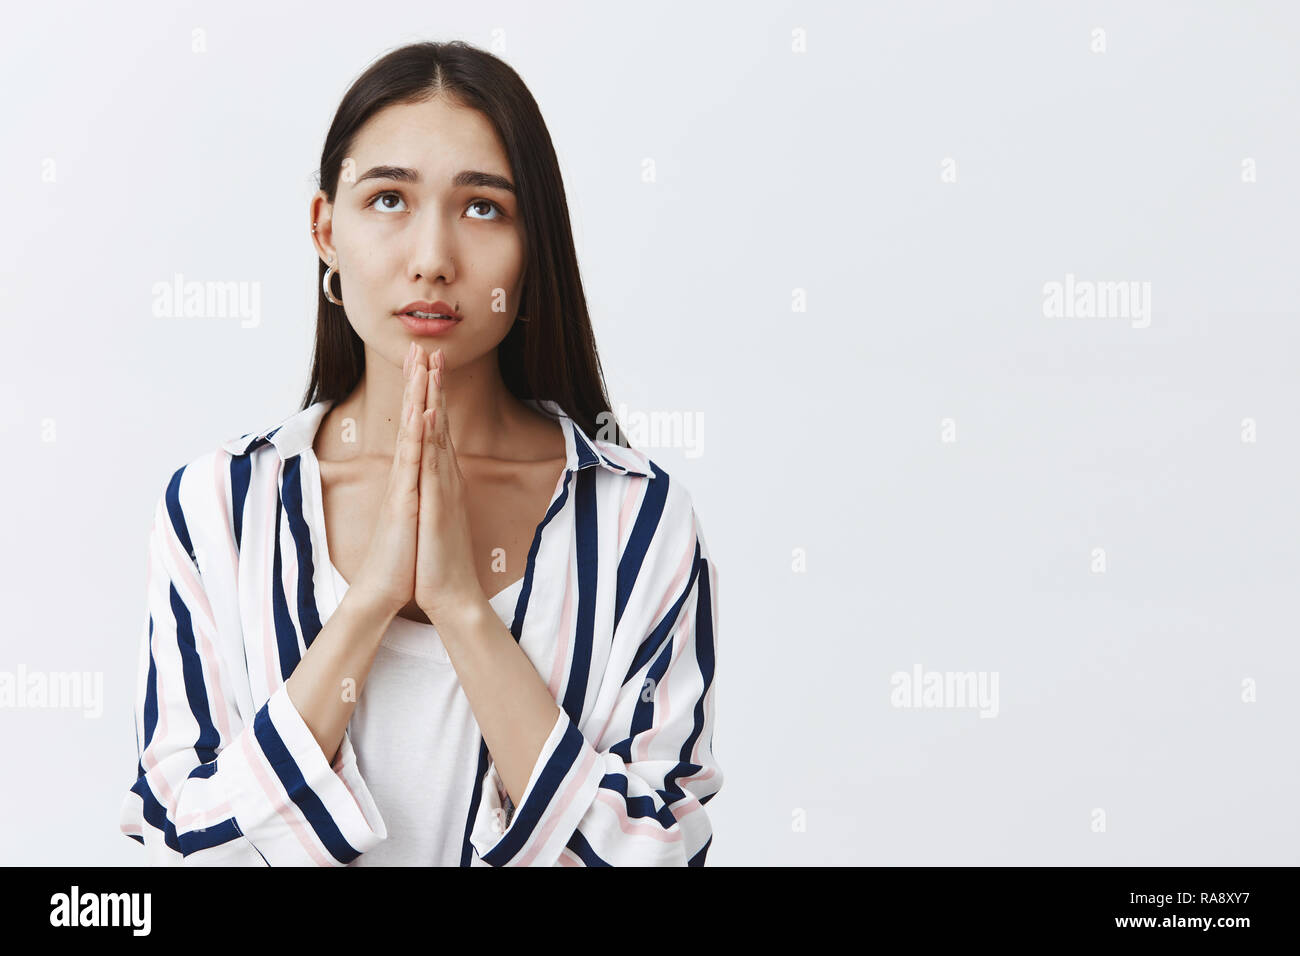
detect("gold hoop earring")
[313,222,344,306]
[323,261,343,306]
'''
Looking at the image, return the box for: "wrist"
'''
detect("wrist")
[424,590,493,644]
[338,585,399,634]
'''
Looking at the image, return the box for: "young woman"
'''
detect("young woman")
[119,41,722,867]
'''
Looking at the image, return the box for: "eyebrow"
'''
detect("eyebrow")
[354,165,515,194]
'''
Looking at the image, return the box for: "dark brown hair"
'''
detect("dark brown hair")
[300,40,626,446]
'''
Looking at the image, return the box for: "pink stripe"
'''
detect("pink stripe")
[213,450,241,601]
[141,537,166,778]
[138,522,236,834]
[309,466,363,806]
[558,848,581,866]
[514,744,600,866]
[593,789,684,843]
[261,464,280,698]
[141,507,201,817]
[598,442,642,472]
[672,796,707,820]
[648,539,696,651]
[282,506,302,641]
[617,477,644,555]
[175,798,234,829]
[545,539,576,699]
[239,728,334,866]
[635,599,692,763]
[593,535,697,748]
[164,522,234,748]
[674,560,719,787]
[651,584,717,804]
[165,524,218,637]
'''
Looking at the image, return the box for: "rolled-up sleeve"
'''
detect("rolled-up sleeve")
[469,505,722,867]
[120,478,387,865]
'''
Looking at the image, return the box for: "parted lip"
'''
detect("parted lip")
[397,300,461,319]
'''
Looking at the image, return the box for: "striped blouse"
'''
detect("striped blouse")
[118,397,722,866]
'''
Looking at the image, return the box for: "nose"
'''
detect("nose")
[407,209,458,285]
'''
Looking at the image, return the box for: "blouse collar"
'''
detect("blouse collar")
[219,397,654,479]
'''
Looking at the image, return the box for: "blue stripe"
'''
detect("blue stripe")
[611,548,713,818]
[613,637,676,764]
[479,719,586,866]
[269,496,299,680]
[230,454,251,552]
[622,538,702,685]
[662,553,716,805]
[282,456,325,648]
[561,468,597,722]
[252,703,363,865]
[132,504,243,858]
[462,469,572,866]
[596,772,677,827]
[164,467,195,562]
[170,583,220,765]
[458,739,492,867]
[133,760,245,858]
[573,428,600,469]
[614,470,669,634]
[564,827,611,866]
[131,776,181,853]
[142,616,158,749]
[509,470,572,641]
[688,835,711,867]
[177,816,243,855]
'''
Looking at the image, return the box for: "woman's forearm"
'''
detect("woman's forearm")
[284,587,397,766]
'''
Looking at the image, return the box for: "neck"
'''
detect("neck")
[341,345,519,462]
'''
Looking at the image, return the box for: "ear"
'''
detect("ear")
[309,191,336,264]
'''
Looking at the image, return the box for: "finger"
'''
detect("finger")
[393,345,417,464]
[422,348,442,476]
[391,348,426,493]
[422,407,439,477]
[436,350,456,478]
[437,349,448,441]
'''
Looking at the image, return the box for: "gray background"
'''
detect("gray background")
[1,0,1295,864]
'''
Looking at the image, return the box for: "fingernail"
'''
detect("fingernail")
[433,366,442,388]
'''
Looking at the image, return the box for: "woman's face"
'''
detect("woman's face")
[311,96,526,372]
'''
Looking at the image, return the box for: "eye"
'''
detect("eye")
[365,190,407,213]
[466,199,505,221]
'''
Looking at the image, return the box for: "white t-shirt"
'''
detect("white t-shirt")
[331,559,526,866]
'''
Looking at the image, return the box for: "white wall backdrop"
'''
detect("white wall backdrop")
[1,0,1296,865]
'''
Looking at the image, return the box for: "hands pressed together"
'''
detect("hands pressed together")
[348,341,484,628]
